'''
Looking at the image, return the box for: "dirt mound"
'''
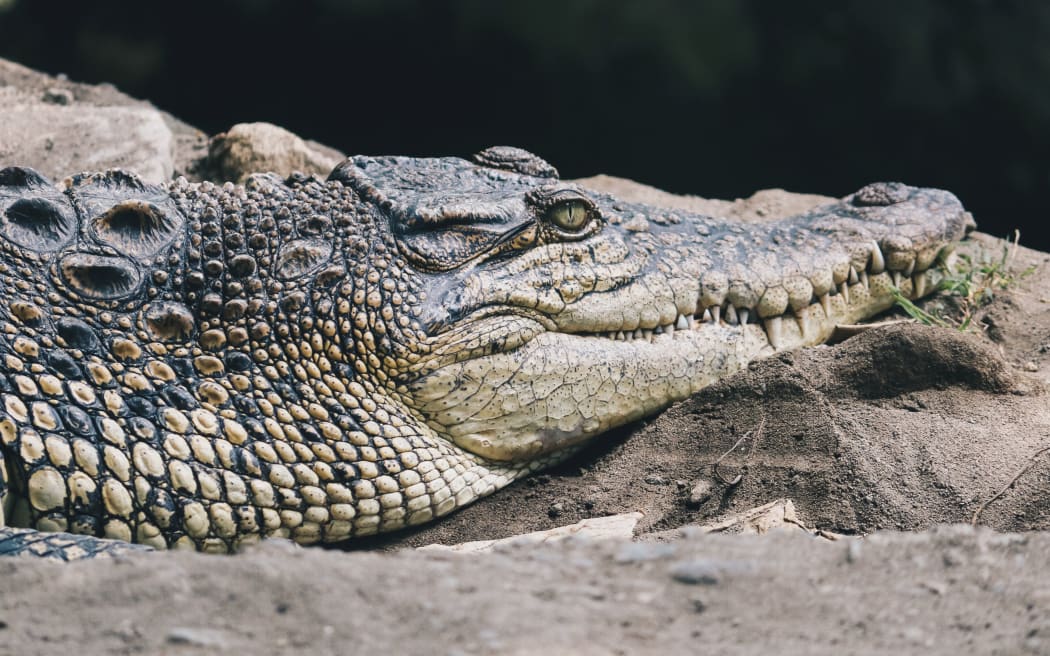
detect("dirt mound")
[359,322,1050,549]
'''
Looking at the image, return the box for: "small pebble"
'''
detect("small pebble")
[644,474,670,486]
[687,479,714,507]
[42,87,74,105]
[547,503,564,518]
[166,627,230,648]
[688,595,707,613]
[669,559,721,585]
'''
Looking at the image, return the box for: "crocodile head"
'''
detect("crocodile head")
[332,147,975,463]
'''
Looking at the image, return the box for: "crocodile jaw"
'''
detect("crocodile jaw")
[413,323,772,460]
[407,194,967,462]
[410,266,944,461]
[411,273,926,462]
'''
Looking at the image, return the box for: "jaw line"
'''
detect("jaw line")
[420,324,775,462]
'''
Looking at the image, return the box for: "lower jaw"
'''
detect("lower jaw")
[426,325,773,462]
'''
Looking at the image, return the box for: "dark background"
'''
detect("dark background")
[1,0,1048,247]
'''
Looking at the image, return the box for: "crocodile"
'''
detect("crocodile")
[0,147,973,558]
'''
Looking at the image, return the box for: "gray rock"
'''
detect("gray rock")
[0,58,206,181]
[41,87,73,105]
[208,122,345,182]
[0,105,174,183]
[687,479,714,507]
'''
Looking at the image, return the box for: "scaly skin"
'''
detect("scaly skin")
[0,147,973,558]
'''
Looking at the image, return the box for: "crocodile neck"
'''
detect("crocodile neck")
[0,173,530,552]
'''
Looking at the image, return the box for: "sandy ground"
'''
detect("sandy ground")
[3,526,1048,656]
[4,58,1050,656]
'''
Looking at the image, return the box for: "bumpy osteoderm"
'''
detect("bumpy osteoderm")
[0,147,973,557]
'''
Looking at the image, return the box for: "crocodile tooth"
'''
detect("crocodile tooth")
[891,271,902,288]
[794,311,808,337]
[676,314,689,330]
[848,267,859,284]
[903,260,915,277]
[820,293,832,317]
[725,304,738,325]
[838,282,850,305]
[608,331,618,340]
[665,323,675,338]
[764,316,783,349]
[642,329,653,341]
[710,305,721,324]
[913,274,927,298]
[624,331,634,341]
[738,308,750,325]
[860,270,869,288]
[616,330,626,341]
[870,240,886,273]
[701,308,713,324]
[633,328,644,340]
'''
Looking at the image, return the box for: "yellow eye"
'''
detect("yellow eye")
[547,201,592,232]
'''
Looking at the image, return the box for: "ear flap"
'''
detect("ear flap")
[472,146,559,179]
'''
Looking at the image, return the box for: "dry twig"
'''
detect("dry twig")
[971,444,1050,526]
[712,419,765,486]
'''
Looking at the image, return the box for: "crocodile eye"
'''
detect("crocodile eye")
[546,200,592,232]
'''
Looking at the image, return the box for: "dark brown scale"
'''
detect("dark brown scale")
[57,253,142,300]
[55,318,101,352]
[91,200,183,256]
[228,254,256,277]
[144,302,196,342]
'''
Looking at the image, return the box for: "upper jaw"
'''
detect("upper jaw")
[413,182,973,362]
